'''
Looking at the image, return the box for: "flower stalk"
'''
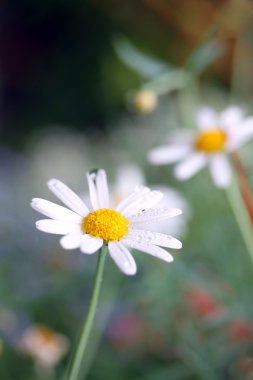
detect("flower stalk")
[231,151,253,226]
[226,172,253,264]
[68,246,107,380]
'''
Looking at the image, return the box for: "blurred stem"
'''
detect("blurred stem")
[230,32,241,101]
[231,152,253,225]
[68,246,107,380]
[178,77,199,129]
[226,172,253,264]
[35,366,55,380]
[229,15,253,102]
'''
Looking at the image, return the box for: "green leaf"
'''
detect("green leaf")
[113,36,170,78]
[186,40,225,75]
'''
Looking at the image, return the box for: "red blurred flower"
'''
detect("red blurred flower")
[186,286,222,318]
[228,319,253,344]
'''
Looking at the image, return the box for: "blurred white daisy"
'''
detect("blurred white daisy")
[27,128,92,191]
[148,106,253,188]
[31,169,182,276]
[19,325,69,368]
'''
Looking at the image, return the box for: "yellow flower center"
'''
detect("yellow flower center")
[82,208,129,242]
[35,327,57,345]
[195,129,227,153]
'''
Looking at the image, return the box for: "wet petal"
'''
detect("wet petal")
[122,238,174,263]
[108,241,137,275]
[35,220,82,235]
[80,235,103,254]
[128,229,182,249]
[129,208,182,226]
[96,169,110,208]
[31,198,82,223]
[47,178,89,216]
[116,185,150,213]
[87,169,109,210]
[123,190,164,217]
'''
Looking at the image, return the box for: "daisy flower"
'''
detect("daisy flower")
[19,325,69,368]
[148,106,253,188]
[31,169,182,276]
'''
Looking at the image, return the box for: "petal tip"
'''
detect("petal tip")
[127,268,137,276]
[147,150,161,165]
[30,198,39,209]
[177,241,183,249]
[47,178,58,187]
[172,208,183,217]
[35,220,43,231]
[87,168,105,178]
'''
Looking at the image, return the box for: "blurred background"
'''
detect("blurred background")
[1,0,253,379]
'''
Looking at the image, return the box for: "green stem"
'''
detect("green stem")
[68,246,107,380]
[80,272,121,380]
[35,366,55,380]
[178,77,199,129]
[226,173,253,264]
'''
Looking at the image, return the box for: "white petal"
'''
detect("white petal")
[87,169,109,210]
[209,155,231,188]
[242,117,253,134]
[116,185,150,213]
[113,164,145,198]
[143,186,190,236]
[128,229,182,249]
[229,117,253,149]
[80,235,103,254]
[60,234,86,249]
[122,190,164,217]
[108,242,137,275]
[87,171,100,210]
[35,219,82,235]
[219,106,243,132]
[96,169,110,208]
[122,239,174,263]
[174,153,206,180]
[148,145,191,165]
[47,179,89,216]
[31,198,83,223]
[129,208,182,226]
[196,106,218,130]
[167,130,194,144]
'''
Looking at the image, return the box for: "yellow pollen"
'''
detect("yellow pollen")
[195,129,227,153]
[82,208,129,242]
[34,327,57,344]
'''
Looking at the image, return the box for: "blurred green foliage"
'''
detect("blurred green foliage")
[1,0,253,379]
